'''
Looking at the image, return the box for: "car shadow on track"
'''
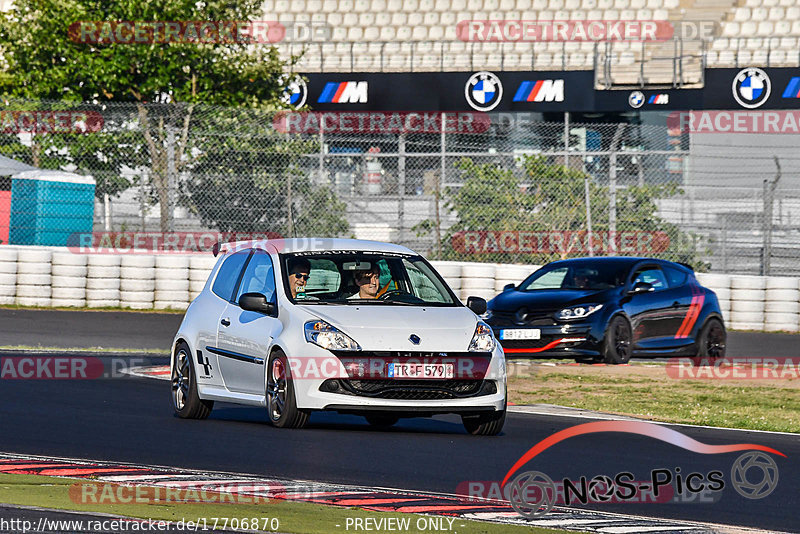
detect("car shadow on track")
[207,406,470,435]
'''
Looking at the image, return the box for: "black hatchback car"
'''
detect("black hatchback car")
[485,257,726,363]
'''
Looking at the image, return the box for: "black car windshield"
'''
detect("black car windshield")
[518,262,629,291]
[280,251,458,306]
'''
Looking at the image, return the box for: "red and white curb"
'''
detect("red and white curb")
[125,365,170,380]
[0,453,770,534]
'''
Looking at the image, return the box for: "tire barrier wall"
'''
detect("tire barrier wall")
[0,246,797,331]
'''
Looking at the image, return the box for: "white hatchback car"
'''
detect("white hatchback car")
[171,238,507,435]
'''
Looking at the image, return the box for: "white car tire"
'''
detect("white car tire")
[155,290,189,302]
[88,265,121,278]
[51,298,86,308]
[52,287,86,299]
[121,290,154,301]
[731,300,764,313]
[121,279,155,292]
[16,296,51,307]
[121,266,155,280]
[156,256,190,269]
[16,262,50,274]
[0,284,16,297]
[155,279,189,292]
[16,285,51,298]
[155,267,189,281]
[730,275,766,290]
[0,248,18,262]
[121,255,156,268]
[765,288,799,302]
[86,278,119,290]
[17,249,51,263]
[86,299,120,308]
[765,301,800,314]
[52,276,86,288]
[52,252,87,266]
[86,289,121,300]
[87,255,122,267]
[154,301,188,310]
[461,264,496,279]
[51,264,88,277]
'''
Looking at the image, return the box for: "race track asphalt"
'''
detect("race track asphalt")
[0,308,798,532]
[0,307,796,357]
[0,375,797,532]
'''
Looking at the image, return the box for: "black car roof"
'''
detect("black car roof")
[543,256,692,272]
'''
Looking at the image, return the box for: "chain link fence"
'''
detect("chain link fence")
[0,99,796,275]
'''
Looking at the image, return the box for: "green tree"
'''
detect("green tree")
[427,155,702,267]
[0,0,305,231]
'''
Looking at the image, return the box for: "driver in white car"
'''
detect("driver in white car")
[348,264,382,299]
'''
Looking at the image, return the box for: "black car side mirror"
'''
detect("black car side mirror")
[628,281,654,295]
[239,292,276,315]
[466,296,487,315]
[503,283,516,291]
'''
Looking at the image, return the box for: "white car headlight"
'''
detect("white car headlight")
[304,320,361,351]
[555,304,603,321]
[468,321,496,352]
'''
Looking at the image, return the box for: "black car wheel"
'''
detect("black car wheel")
[462,409,506,436]
[693,318,726,366]
[267,350,309,429]
[171,342,214,419]
[602,316,632,364]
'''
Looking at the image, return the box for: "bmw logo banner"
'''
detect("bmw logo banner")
[732,67,771,109]
[465,71,503,112]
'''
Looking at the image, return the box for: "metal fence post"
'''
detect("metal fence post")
[398,133,405,245]
[166,126,176,233]
[437,115,445,259]
[585,176,593,256]
[608,124,626,255]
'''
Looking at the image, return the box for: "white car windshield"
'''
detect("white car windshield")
[281,251,457,306]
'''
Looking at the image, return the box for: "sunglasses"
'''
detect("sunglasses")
[292,273,310,281]
[356,272,379,281]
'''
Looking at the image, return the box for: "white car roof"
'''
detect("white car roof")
[220,237,416,256]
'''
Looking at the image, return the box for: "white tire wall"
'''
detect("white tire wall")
[15,249,51,306]
[86,255,121,307]
[155,264,190,308]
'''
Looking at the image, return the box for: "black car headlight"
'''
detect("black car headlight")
[555,304,603,321]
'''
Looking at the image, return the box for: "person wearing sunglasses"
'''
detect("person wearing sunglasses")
[287,257,311,299]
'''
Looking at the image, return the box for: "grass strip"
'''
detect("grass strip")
[0,473,567,534]
[509,364,800,433]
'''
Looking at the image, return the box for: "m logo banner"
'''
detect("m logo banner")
[318,81,368,103]
[513,80,565,102]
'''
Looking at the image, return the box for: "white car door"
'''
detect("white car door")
[216,249,283,395]
[195,250,251,388]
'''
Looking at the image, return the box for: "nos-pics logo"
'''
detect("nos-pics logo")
[465,71,503,112]
[732,67,771,109]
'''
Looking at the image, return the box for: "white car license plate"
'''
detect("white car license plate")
[388,363,454,379]
[500,328,541,340]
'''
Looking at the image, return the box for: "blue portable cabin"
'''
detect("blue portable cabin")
[9,170,95,246]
